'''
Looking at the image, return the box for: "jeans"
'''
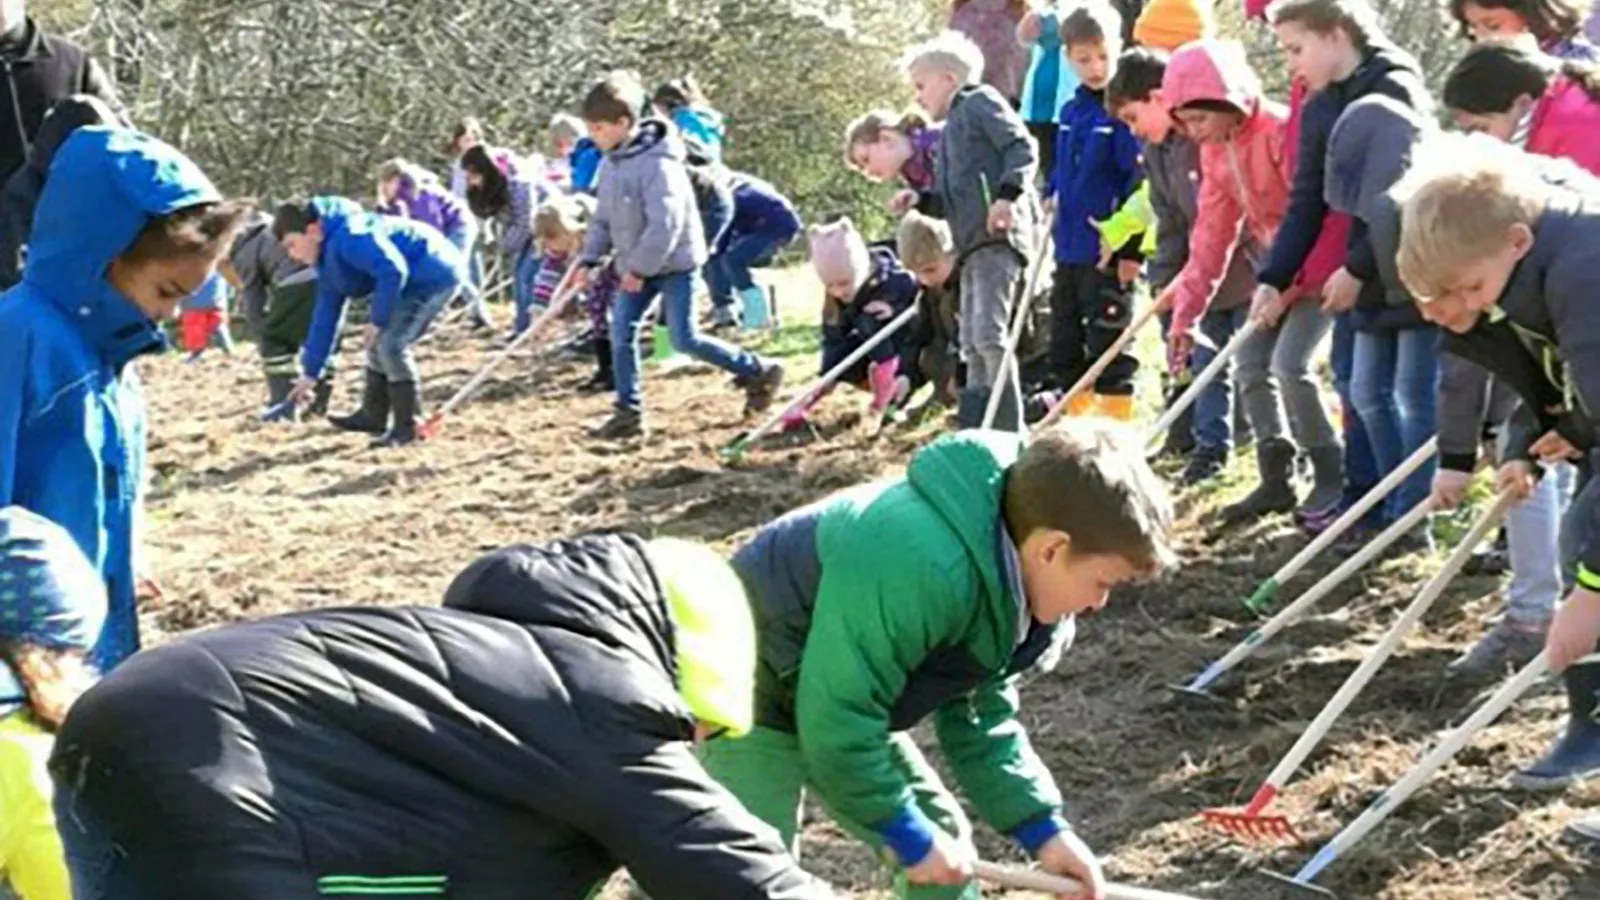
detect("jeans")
[1331,312,1381,512]
[53,786,120,900]
[1192,307,1248,451]
[707,232,783,314]
[366,285,457,384]
[1235,300,1335,450]
[1504,461,1575,624]
[444,221,488,322]
[1351,327,1441,520]
[1561,452,1600,588]
[959,244,1021,390]
[510,246,543,335]
[611,270,763,412]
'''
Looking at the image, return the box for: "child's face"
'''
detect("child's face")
[1414,224,1532,333]
[910,64,962,120]
[455,134,480,157]
[1274,22,1351,92]
[912,256,954,288]
[1459,1,1530,40]
[543,232,579,258]
[552,134,576,158]
[1018,531,1143,623]
[280,223,324,268]
[1173,107,1240,144]
[1114,96,1173,143]
[823,275,859,301]
[1453,105,1526,142]
[377,177,398,205]
[106,251,221,322]
[851,133,911,182]
[1067,40,1115,92]
[586,116,633,152]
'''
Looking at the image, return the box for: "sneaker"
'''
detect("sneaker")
[1450,618,1548,676]
[1179,445,1228,486]
[1564,814,1600,847]
[1464,546,1511,577]
[740,361,785,415]
[591,408,645,439]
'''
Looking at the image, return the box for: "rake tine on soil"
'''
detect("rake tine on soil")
[1177,496,1439,696]
[1143,319,1261,450]
[974,860,1209,900]
[1240,438,1438,613]
[981,210,1055,430]
[1258,869,1339,898]
[1199,785,1302,845]
[1035,300,1162,433]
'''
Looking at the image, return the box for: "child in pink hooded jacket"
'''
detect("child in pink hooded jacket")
[1445,39,1600,175]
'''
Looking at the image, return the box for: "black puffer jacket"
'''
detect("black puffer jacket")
[51,534,830,900]
[0,18,120,184]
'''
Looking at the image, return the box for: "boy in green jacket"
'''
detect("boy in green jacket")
[713,423,1175,899]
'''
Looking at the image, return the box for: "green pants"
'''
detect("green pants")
[700,725,979,900]
[261,281,325,378]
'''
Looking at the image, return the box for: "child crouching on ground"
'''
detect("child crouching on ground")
[896,211,964,411]
[707,421,1176,899]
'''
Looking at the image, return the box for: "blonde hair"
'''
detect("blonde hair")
[534,194,595,244]
[1394,133,1547,300]
[842,108,930,167]
[896,211,954,270]
[548,113,584,144]
[901,31,986,86]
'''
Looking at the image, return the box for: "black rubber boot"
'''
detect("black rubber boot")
[1511,659,1600,791]
[1180,443,1229,486]
[739,361,785,415]
[307,377,336,417]
[1157,382,1197,459]
[329,369,389,434]
[261,374,297,422]
[580,336,614,393]
[374,380,419,448]
[1222,437,1298,524]
[1302,444,1346,515]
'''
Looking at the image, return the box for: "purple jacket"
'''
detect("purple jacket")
[379,171,469,238]
[902,125,942,193]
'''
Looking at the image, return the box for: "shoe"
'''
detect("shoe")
[307,378,335,417]
[261,375,297,423]
[1510,660,1600,791]
[1221,438,1298,524]
[1466,530,1512,576]
[1094,393,1135,422]
[328,369,390,434]
[739,361,785,415]
[578,336,614,393]
[373,380,420,447]
[1180,444,1229,486]
[1384,527,1435,560]
[591,407,645,439]
[1450,618,1548,676]
[1563,814,1600,846]
[184,350,204,364]
[868,358,906,415]
[1302,444,1346,515]
[1024,390,1061,426]
[1156,383,1196,457]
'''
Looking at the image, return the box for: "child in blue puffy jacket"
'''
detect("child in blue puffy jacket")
[707,173,802,332]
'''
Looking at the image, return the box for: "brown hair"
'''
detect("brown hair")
[896,210,954,270]
[533,194,594,243]
[842,108,931,166]
[582,70,648,124]
[1060,2,1124,49]
[1447,0,1586,45]
[548,113,584,144]
[121,200,253,264]
[1004,420,1176,576]
[1270,0,1383,49]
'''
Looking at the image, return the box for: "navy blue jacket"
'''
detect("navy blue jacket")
[723,174,802,250]
[1048,86,1141,266]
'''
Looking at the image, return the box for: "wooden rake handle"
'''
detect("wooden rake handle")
[974,860,1208,900]
[1035,300,1162,432]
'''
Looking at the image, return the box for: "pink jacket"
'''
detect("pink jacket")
[1528,76,1600,176]
[1162,40,1292,338]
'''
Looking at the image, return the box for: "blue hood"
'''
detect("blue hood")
[24,127,221,366]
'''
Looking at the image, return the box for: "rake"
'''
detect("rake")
[1240,438,1439,613]
[981,208,1056,430]
[974,860,1209,900]
[1033,301,1162,433]
[1141,319,1261,450]
[1198,490,1514,846]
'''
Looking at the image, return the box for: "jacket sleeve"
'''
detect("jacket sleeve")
[297,277,349,381]
[239,273,269,340]
[1343,219,1379,282]
[1146,165,1188,291]
[932,675,1064,849]
[0,174,31,290]
[1257,102,1332,291]
[0,353,20,503]
[347,234,410,328]
[1436,353,1492,473]
[500,180,537,260]
[975,91,1037,202]
[624,160,694,277]
[1546,252,1600,581]
[1170,148,1245,338]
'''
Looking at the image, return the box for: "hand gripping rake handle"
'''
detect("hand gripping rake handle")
[981,208,1057,430]
[1143,319,1261,449]
[417,259,582,439]
[974,860,1208,900]
[721,302,921,461]
[1034,300,1162,433]
[1243,438,1440,612]
[1182,495,1440,696]
[1233,491,1514,818]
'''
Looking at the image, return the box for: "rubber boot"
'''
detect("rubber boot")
[739,285,771,332]
[1157,382,1196,458]
[261,374,297,423]
[1094,393,1135,422]
[308,378,335,417]
[374,380,420,448]
[1301,444,1346,516]
[868,357,905,415]
[329,369,389,434]
[1221,437,1298,524]
[580,336,614,393]
[739,361,785,415]
[1511,659,1600,791]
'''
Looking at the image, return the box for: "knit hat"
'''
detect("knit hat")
[1242,0,1272,21]
[808,217,871,291]
[1134,0,1216,51]
[644,538,756,739]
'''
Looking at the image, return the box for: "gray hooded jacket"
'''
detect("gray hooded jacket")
[934,84,1039,260]
[582,119,707,279]
[228,212,310,337]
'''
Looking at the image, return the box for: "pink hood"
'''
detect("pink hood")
[1528,76,1600,177]
[1163,39,1264,117]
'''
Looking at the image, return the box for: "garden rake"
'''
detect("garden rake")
[1033,300,1162,432]
[981,207,1056,430]
[1239,438,1439,613]
[1198,490,1514,846]
[1142,319,1261,450]
[415,259,582,441]
[975,860,1209,900]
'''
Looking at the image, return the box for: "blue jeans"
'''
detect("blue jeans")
[54,787,122,899]
[366,285,457,383]
[1505,461,1575,624]
[1331,313,1380,514]
[445,221,488,322]
[510,247,543,335]
[611,270,763,412]
[1351,327,1441,520]
[707,232,784,313]
[1561,452,1600,587]
[1192,307,1247,451]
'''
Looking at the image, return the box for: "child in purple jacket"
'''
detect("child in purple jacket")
[377,159,491,329]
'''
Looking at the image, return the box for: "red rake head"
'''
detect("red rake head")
[416,415,444,441]
[1199,807,1303,845]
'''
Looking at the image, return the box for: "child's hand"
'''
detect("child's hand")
[1116,258,1141,287]
[1249,284,1288,328]
[288,376,317,406]
[1531,430,1583,462]
[1546,585,1600,673]
[1166,329,1193,377]
[1496,459,1536,502]
[904,830,976,888]
[987,199,1015,235]
[1320,267,1362,314]
[889,190,919,216]
[620,272,645,293]
[570,266,593,291]
[1431,468,1472,510]
[1037,831,1106,900]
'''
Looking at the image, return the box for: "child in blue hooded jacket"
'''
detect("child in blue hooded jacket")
[707,172,802,331]
[276,197,469,448]
[0,126,249,673]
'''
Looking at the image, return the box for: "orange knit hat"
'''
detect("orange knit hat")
[1133,0,1216,51]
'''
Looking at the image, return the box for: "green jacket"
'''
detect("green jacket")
[730,432,1069,856]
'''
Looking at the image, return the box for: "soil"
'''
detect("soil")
[135,273,1600,900]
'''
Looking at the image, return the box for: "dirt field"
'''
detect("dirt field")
[134,271,1600,899]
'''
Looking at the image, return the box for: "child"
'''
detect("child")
[1047,1,1144,422]
[0,507,104,900]
[1450,0,1599,61]
[1160,39,1343,524]
[948,0,1031,102]
[575,71,784,440]
[378,158,489,331]
[707,172,802,331]
[445,116,485,201]
[0,95,120,290]
[706,422,1175,898]
[177,272,234,361]
[905,31,1041,429]
[897,211,964,410]
[529,195,616,392]
[1391,134,1600,818]
[653,76,727,162]
[1445,39,1600,173]
[1108,48,1254,485]
[459,144,544,336]
[1017,1,1080,182]
[276,196,469,448]
[47,534,835,899]
[549,112,603,194]
[843,109,943,215]
[221,210,330,421]
[0,126,249,672]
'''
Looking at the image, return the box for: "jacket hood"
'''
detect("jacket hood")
[309,195,369,258]
[227,211,272,270]
[24,127,221,365]
[614,119,680,164]
[643,538,756,739]
[1163,39,1261,115]
[905,430,1026,647]
[1337,43,1425,104]
[1325,95,1429,224]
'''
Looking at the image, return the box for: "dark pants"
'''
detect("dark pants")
[819,310,906,389]
[260,281,328,380]
[1027,122,1058,187]
[1048,263,1136,395]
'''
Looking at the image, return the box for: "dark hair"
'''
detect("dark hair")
[122,200,253,264]
[270,200,318,241]
[653,76,706,113]
[1177,98,1245,114]
[1060,1,1123,48]
[1445,38,1600,111]
[1107,47,1170,110]
[582,70,647,124]
[459,145,510,219]
[450,116,483,147]
[1448,0,1585,45]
